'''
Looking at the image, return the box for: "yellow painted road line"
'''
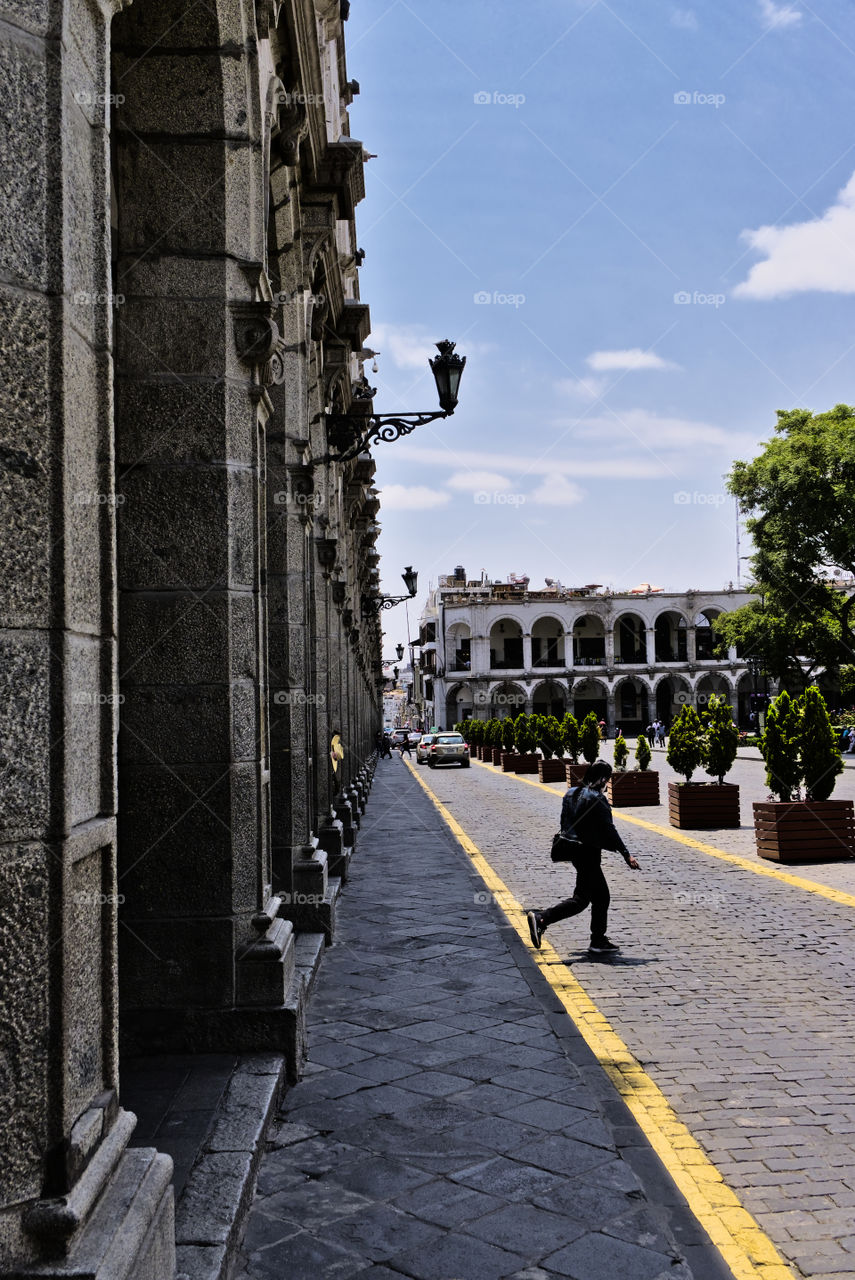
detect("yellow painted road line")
[408,759,796,1280]
[481,759,855,913]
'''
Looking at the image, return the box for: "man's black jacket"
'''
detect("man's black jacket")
[561,786,630,857]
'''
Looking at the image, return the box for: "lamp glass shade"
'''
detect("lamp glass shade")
[430,340,466,415]
[396,643,404,660]
[401,566,418,597]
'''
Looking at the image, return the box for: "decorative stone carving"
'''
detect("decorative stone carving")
[233,302,288,386]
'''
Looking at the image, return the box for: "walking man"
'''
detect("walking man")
[526,762,640,955]
[656,720,666,747]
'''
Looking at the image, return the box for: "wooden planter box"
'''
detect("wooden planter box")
[538,758,567,783]
[565,763,588,787]
[753,800,855,863]
[513,753,540,774]
[668,782,740,829]
[501,752,517,772]
[490,747,503,765]
[608,770,660,807]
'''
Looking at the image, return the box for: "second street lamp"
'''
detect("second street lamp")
[364,566,418,615]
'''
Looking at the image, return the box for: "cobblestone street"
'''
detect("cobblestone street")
[421,752,855,1280]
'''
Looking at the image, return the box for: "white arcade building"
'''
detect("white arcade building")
[418,568,761,734]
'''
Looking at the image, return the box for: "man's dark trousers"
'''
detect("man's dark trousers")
[541,849,609,939]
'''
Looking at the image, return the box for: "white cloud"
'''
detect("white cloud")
[367,323,435,370]
[378,484,451,510]
[401,444,670,479]
[758,0,802,27]
[530,475,585,506]
[574,408,750,452]
[446,470,513,492]
[586,348,678,372]
[734,171,855,299]
[671,8,698,29]
[555,375,606,401]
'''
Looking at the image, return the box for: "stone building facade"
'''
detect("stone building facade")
[0,0,384,1275]
[420,569,761,733]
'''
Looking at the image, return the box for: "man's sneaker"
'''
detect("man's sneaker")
[589,937,620,954]
[527,910,545,950]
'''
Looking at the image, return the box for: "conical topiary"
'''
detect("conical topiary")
[613,733,628,771]
[561,712,580,764]
[538,715,563,760]
[760,691,801,801]
[799,685,843,801]
[702,694,739,784]
[635,734,652,772]
[502,715,517,752]
[579,711,601,765]
[514,712,536,755]
[666,704,704,782]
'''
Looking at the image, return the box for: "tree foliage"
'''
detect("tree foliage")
[561,712,580,763]
[726,404,855,685]
[613,733,628,771]
[666,704,704,782]
[579,712,601,764]
[501,716,517,752]
[635,734,652,771]
[537,715,564,760]
[702,694,739,784]
[514,713,536,755]
[800,685,843,801]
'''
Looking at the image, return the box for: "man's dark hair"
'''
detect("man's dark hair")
[583,761,612,789]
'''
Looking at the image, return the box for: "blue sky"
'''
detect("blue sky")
[344,0,855,655]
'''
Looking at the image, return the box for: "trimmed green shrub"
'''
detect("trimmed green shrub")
[579,712,601,765]
[702,694,739,784]
[799,685,843,801]
[613,733,628,771]
[514,713,537,755]
[760,691,801,801]
[561,712,580,763]
[538,715,564,760]
[501,716,517,752]
[635,735,652,771]
[666,704,704,782]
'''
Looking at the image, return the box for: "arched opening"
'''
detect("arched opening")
[696,672,732,711]
[532,680,567,718]
[614,613,646,664]
[532,615,565,668]
[572,614,605,666]
[655,611,687,663]
[614,678,649,736]
[572,678,608,723]
[696,609,725,660]
[655,675,691,726]
[737,672,754,728]
[446,621,471,672]
[446,683,473,727]
[490,682,526,719]
[489,618,523,670]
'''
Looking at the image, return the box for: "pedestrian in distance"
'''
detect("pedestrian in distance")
[645,721,655,745]
[526,761,640,955]
[656,720,666,747]
[379,732,392,759]
[398,734,413,757]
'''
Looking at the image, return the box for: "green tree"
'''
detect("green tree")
[726,404,855,684]
[666,704,704,782]
[514,713,536,755]
[702,694,739,784]
[468,720,483,749]
[635,734,652,771]
[799,685,843,801]
[579,712,601,765]
[613,733,628,771]
[501,716,517,752]
[840,665,855,707]
[561,712,580,763]
[537,715,564,760]
[760,691,801,802]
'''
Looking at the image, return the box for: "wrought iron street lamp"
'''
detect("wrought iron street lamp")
[395,643,404,661]
[324,341,466,463]
[364,566,418,615]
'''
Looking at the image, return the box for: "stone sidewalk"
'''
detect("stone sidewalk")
[235,755,735,1280]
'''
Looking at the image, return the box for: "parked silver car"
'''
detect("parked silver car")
[428,732,470,768]
[416,733,437,764]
